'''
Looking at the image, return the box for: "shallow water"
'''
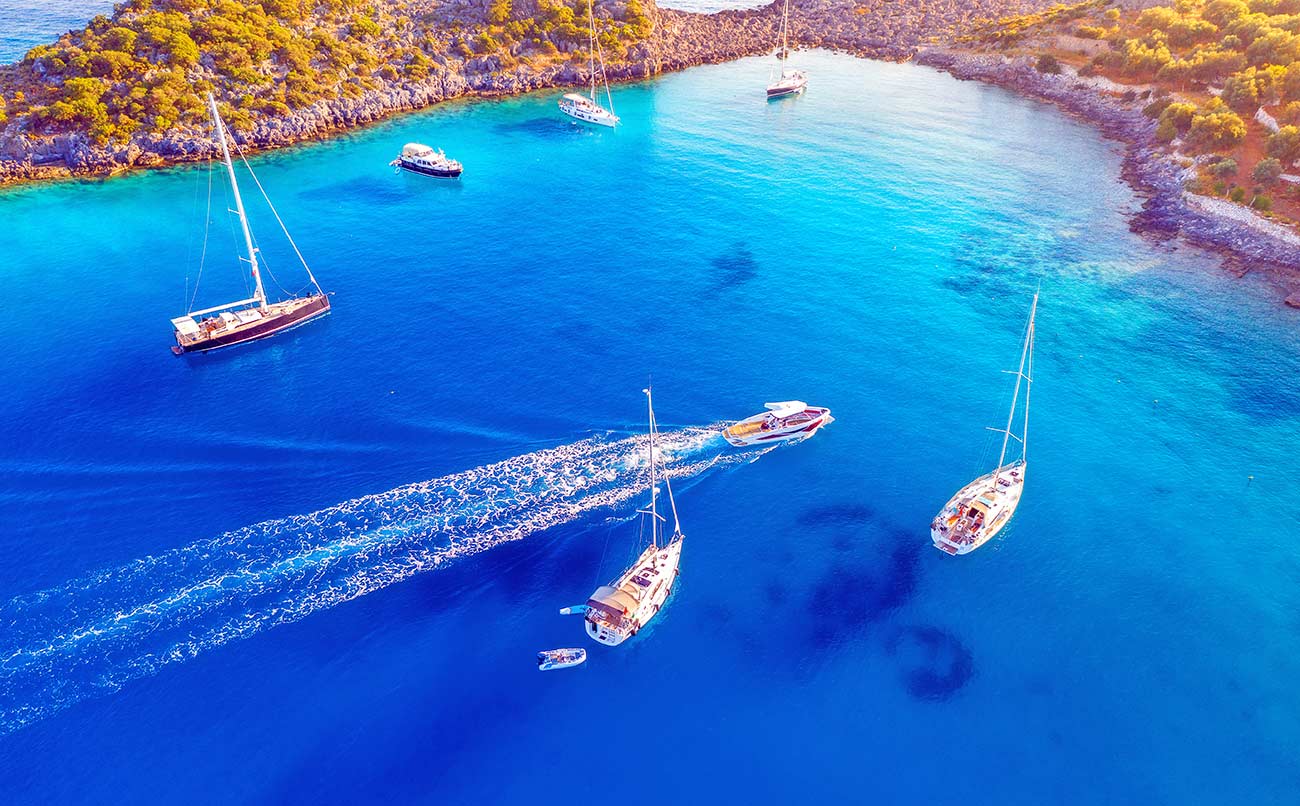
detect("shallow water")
[1,52,1298,804]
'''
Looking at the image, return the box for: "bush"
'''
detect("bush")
[1253,193,1274,210]
[1210,157,1239,176]
[1036,53,1063,74]
[1230,185,1247,201]
[1189,108,1248,150]
[1253,156,1285,183]
[1268,124,1300,162]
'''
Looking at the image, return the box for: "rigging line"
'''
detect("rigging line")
[229,137,325,296]
[188,160,215,313]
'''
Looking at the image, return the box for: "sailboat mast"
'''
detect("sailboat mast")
[645,385,658,549]
[780,0,790,72]
[206,92,266,312]
[588,1,597,101]
[993,292,1038,482]
[1022,310,1035,464]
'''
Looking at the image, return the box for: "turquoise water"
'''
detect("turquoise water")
[0,1,115,63]
[1,51,1299,803]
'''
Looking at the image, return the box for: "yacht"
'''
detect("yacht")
[559,2,619,127]
[931,292,1038,555]
[723,401,833,446]
[390,143,463,178]
[767,0,807,99]
[582,387,683,646]
[170,93,329,355]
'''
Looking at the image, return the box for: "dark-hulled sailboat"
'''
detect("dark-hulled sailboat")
[170,93,329,355]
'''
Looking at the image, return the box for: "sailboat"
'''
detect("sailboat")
[766,0,807,99]
[582,387,684,646]
[558,1,619,127]
[170,93,330,355]
[931,292,1038,555]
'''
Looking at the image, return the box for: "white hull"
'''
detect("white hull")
[584,537,682,646]
[724,405,832,447]
[931,461,1025,555]
[559,97,618,127]
[538,648,587,671]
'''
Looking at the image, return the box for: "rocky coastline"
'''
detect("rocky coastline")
[0,1,1052,184]
[2,0,1299,302]
[915,48,1300,304]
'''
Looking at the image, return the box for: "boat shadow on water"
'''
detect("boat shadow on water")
[494,116,597,139]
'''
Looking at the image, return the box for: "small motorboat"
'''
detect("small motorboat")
[723,401,833,447]
[537,647,587,671]
[390,143,463,178]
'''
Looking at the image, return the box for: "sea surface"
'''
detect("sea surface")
[0,0,115,63]
[1,51,1299,804]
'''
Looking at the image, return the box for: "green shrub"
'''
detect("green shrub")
[1036,53,1063,74]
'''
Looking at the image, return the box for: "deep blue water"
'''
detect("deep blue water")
[2,52,1299,804]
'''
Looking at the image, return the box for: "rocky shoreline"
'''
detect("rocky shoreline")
[914,49,1300,305]
[0,1,1051,185]
[3,1,1299,303]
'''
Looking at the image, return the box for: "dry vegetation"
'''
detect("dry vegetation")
[967,0,1300,225]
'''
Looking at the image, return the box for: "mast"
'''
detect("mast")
[657,401,683,538]
[780,0,790,75]
[991,292,1038,487]
[588,1,597,101]
[206,92,266,312]
[645,385,658,549]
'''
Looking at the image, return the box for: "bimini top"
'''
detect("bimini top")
[764,401,807,418]
[402,143,434,158]
[587,585,638,617]
[170,316,201,336]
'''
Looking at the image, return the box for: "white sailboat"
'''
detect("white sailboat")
[582,387,683,646]
[558,1,619,127]
[766,0,806,99]
[170,93,329,354]
[931,292,1038,555]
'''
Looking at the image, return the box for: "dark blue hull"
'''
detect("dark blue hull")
[398,160,462,178]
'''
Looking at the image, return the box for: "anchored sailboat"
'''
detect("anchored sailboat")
[766,0,807,99]
[582,387,683,646]
[558,1,619,127]
[170,93,329,355]
[931,292,1038,555]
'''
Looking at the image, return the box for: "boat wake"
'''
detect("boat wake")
[0,425,762,736]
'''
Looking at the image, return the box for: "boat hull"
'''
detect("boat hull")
[766,83,806,99]
[558,99,618,127]
[538,648,587,671]
[931,461,1026,555]
[723,408,832,447]
[395,159,462,178]
[172,294,331,355]
[584,537,682,646]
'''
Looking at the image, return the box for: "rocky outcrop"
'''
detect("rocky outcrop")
[916,48,1300,298]
[0,1,1055,184]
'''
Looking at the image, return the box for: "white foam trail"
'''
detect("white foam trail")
[0,426,764,735]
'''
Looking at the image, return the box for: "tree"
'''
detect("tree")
[1252,156,1284,183]
[1267,124,1300,162]
[1222,70,1261,110]
[1189,108,1248,150]
[1160,101,1198,134]
[1204,0,1251,28]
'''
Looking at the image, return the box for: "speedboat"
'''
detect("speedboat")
[537,647,587,671]
[390,143,463,178]
[766,69,807,99]
[558,92,619,127]
[722,401,833,447]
